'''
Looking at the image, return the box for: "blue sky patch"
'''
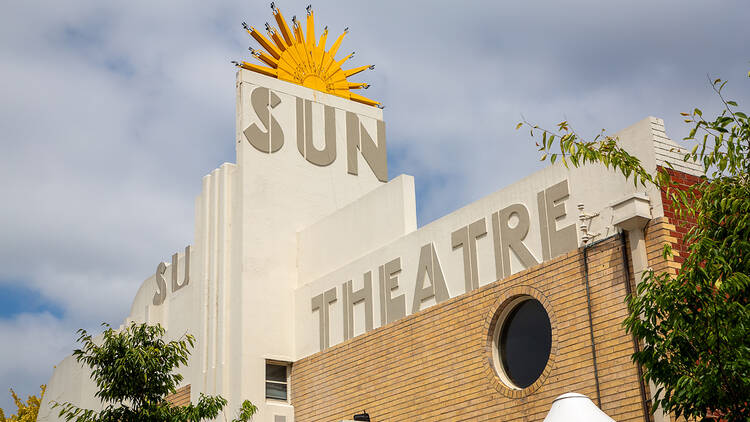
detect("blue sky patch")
[0,282,64,319]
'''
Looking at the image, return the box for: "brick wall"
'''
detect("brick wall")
[166,384,191,407]
[648,170,704,422]
[659,167,702,266]
[291,235,654,422]
[644,217,680,279]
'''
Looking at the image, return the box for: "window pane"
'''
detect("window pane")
[499,299,552,389]
[265,381,287,400]
[266,363,287,383]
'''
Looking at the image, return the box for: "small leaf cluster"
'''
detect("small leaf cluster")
[518,118,658,188]
[232,400,259,422]
[520,73,750,421]
[682,78,750,179]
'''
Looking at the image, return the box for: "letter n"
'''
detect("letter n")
[346,111,388,182]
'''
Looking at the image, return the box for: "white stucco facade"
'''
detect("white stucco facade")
[39,70,701,422]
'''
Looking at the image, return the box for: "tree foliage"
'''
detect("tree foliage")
[233,400,259,422]
[0,385,46,422]
[53,322,256,422]
[520,74,750,421]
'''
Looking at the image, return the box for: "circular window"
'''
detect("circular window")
[492,297,552,390]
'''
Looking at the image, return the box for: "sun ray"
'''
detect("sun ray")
[317,26,328,51]
[305,7,315,49]
[344,64,373,78]
[347,92,379,107]
[293,43,312,76]
[329,51,354,77]
[292,18,315,73]
[266,24,287,52]
[236,61,278,78]
[292,16,304,44]
[327,29,347,61]
[277,31,304,72]
[250,48,278,68]
[324,64,345,83]
[289,17,312,74]
[244,23,281,59]
[312,42,324,73]
[272,4,295,46]
[236,4,380,107]
[333,81,369,90]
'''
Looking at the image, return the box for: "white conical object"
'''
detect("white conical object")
[543,393,616,422]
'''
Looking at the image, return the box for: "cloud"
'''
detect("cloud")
[1,0,749,410]
[0,314,74,412]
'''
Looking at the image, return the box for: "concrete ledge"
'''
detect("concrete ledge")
[612,193,651,231]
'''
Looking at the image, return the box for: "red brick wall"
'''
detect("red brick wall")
[653,168,707,422]
[659,167,702,266]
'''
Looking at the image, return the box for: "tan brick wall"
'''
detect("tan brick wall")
[291,236,654,422]
[166,384,191,407]
[644,216,680,278]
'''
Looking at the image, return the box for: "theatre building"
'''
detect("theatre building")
[39,7,702,422]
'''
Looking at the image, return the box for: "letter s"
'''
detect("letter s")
[244,87,283,153]
[153,262,167,305]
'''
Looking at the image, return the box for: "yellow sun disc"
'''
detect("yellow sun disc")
[236,5,380,107]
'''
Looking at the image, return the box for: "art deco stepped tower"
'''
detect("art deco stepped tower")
[40,5,394,422]
[173,5,390,420]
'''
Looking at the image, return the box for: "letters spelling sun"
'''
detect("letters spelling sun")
[243,86,388,182]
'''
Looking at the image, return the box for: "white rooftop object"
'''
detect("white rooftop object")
[543,393,616,422]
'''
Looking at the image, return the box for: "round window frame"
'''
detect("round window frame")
[483,286,557,398]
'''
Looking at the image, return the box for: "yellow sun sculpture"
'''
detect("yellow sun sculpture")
[233,3,380,107]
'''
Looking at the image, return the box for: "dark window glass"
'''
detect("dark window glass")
[266,363,287,383]
[265,362,288,400]
[499,299,552,389]
[265,381,287,401]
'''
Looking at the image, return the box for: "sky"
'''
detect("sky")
[1,0,749,412]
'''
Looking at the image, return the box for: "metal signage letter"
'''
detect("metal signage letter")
[152,262,167,306]
[296,98,337,166]
[346,111,388,182]
[244,87,283,153]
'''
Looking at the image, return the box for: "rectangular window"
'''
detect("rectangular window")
[265,361,289,401]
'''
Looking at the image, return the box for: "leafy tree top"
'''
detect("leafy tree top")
[53,322,256,422]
